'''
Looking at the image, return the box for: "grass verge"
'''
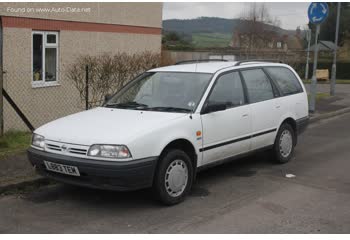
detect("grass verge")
[0,131,31,159]
[303,79,350,84]
[308,92,330,101]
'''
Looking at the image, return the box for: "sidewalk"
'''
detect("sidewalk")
[1,85,350,194]
[305,83,350,121]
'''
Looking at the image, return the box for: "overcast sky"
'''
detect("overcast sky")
[163,2,310,30]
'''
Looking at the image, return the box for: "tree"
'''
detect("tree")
[162,31,194,50]
[162,32,181,42]
[238,3,281,50]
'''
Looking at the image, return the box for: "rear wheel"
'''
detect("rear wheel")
[152,149,193,205]
[272,123,296,163]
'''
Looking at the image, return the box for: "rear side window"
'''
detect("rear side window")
[265,67,303,95]
[241,69,274,103]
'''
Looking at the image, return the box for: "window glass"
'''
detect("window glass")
[241,69,274,103]
[108,72,212,112]
[46,34,56,44]
[208,72,245,108]
[45,48,57,82]
[33,34,43,81]
[265,67,302,95]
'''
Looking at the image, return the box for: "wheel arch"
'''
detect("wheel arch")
[158,138,198,180]
[278,117,298,145]
[160,139,197,166]
[281,117,297,132]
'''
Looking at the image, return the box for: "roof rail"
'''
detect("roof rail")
[234,59,283,66]
[175,59,228,65]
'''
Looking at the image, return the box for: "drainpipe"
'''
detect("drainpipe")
[0,16,3,136]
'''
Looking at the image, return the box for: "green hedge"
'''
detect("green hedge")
[293,62,350,80]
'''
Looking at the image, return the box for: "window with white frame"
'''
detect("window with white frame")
[276,41,282,49]
[32,31,58,86]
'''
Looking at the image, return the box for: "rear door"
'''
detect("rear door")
[201,71,251,165]
[240,68,281,150]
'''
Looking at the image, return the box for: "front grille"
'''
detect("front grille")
[45,140,89,157]
[46,143,62,152]
[68,148,87,155]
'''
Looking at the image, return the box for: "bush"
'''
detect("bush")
[67,51,160,108]
[290,61,350,80]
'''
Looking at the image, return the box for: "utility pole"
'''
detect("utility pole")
[0,18,3,136]
[330,2,341,96]
[305,29,311,81]
[309,24,320,113]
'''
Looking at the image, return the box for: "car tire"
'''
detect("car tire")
[272,123,296,164]
[152,149,193,205]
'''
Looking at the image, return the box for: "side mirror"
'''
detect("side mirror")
[202,102,227,114]
[103,94,112,105]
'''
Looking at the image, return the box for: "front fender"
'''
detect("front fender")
[127,114,202,160]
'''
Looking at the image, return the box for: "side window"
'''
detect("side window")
[207,71,245,108]
[265,67,303,95]
[241,68,274,103]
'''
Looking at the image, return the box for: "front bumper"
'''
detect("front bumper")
[27,147,158,191]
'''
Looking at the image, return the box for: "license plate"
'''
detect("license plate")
[44,161,80,176]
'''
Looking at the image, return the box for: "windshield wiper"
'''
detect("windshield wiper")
[106,101,149,109]
[149,106,192,113]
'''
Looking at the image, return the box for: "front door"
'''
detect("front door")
[201,71,252,165]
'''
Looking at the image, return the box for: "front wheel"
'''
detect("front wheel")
[152,149,193,205]
[272,123,296,164]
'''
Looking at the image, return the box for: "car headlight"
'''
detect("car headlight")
[32,134,45,149]
[87,144,131,159]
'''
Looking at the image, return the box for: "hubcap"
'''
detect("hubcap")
[165,159,188,197]
[279,130,293,157]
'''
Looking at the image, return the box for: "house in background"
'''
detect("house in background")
[230,25,303,52]
[308,40,338,52]
[0,3,162,132]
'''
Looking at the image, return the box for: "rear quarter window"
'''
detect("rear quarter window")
[265,67,303,95]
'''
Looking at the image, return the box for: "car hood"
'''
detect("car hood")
[35,107,187,145]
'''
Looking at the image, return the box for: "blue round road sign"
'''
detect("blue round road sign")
[308,2,329,24]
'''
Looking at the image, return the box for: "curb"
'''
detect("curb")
[309,107,350,124]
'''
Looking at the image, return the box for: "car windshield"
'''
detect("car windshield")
[105,72,212,112]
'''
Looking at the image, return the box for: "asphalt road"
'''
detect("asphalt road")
[1,113,350,233]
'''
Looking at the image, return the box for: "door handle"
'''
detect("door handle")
[276,105,281,109]
[242,114,249,117]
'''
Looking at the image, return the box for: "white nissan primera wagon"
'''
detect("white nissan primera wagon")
[28,60,309,205]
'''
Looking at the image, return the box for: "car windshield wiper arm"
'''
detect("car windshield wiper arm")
[106,101,149,109]
[149,106,192,113]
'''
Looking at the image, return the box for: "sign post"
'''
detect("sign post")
[308,2,329,113]
[330,2,341,96]
[305,29,311,81]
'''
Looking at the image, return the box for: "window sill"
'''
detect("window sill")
[32,82,61,89]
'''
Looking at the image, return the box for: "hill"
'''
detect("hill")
[162,17,297,48]
[163,17,295,35]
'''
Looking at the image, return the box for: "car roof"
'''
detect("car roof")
[148,61,289,74]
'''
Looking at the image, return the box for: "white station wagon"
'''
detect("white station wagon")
[28,60,309,205]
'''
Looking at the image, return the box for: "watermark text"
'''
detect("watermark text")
[6,7,91,14]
